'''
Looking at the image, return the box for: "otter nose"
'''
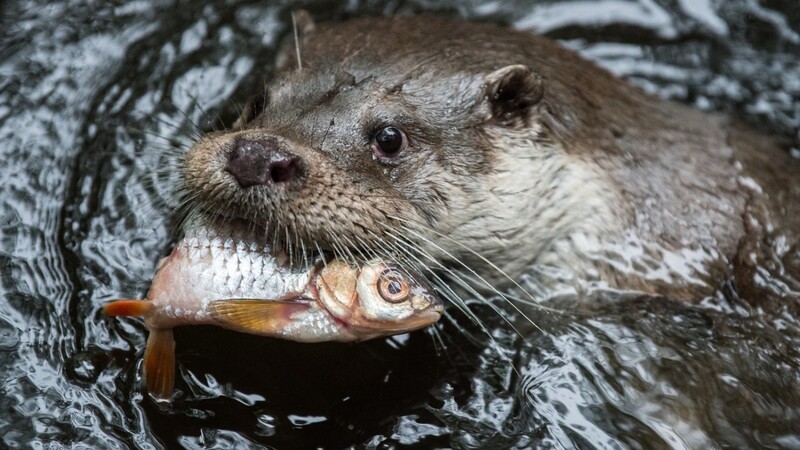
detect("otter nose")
[226,138,304,188]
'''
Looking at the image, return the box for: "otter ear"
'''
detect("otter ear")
[276,10,317,71]
[485,65,544,126]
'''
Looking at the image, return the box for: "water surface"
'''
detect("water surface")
[1,0,799,448]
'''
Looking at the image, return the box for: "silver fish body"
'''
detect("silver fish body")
[143,226,343,340]
[104,223,444,398]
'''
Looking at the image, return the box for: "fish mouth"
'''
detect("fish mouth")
[411,312,443,330]
[372,308,445,335]
[413,305,445,328]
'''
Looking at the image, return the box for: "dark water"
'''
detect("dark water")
[1,1,799,448]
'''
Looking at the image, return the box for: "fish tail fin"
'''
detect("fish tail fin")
[143,328,176,399]
[103,299,152,317]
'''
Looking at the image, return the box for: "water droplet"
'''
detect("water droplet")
[256,413,277,437]
[67,349,107,383]
[0,318,20,351]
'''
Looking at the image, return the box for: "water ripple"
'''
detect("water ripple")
[0,0,798,448]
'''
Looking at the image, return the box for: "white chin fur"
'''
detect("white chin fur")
[445,126,623,286]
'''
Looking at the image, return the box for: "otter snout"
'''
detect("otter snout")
[226,138,305,188]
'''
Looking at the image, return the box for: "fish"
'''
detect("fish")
[104,224,444,399]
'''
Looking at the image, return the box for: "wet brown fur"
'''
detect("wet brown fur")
[182,15,800,301]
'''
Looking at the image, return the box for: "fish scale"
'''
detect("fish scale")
[175,226,309,306]
[104,222,443,399]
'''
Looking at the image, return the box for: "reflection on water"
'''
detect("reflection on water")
[1,0,798,448]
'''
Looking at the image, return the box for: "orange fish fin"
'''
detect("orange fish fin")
[143,328,175,399]
[155,256,170,271]
[103,299,152,317]
[208,299,309,335]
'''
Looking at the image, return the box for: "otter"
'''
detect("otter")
[181,13,799,304]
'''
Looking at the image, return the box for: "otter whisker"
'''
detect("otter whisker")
[232,101,243,123]
[391,220,548,333]
[340,233,366,263]
[439,274,524,375]
[290,217,307,265]
[291,213,307,264]
[178,89,224,134]
[416,268,521,375]
[328,233,355,266]
[284,224,294,267]
[172,193,206,234]
[126,128,194,152]
[131,111,203,142]
[428,323,449,360]
[354,236,381,263]
[291,10,303,71]
[457,271,563,313]
[314,240,327,266]
[442,268,525,336]
[353,235,375,265]
[334,234,359,265]
[370,227,498,336]
[383,229,529,346]
[127,172,182,225]
[394,216,552,311]
[392,217,558,325]
[290,216,303,263]
[298,234,308,266]
[290,208,324,264]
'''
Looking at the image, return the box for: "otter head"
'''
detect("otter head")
[181,14,614,285]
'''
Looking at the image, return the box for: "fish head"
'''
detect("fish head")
[316,260,444,339]
[314,260,359,321]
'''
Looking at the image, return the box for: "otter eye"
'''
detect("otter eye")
[377,268,410,303]
[371,126,406,157]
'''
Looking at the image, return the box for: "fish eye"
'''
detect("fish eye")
[377,268,410,303]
